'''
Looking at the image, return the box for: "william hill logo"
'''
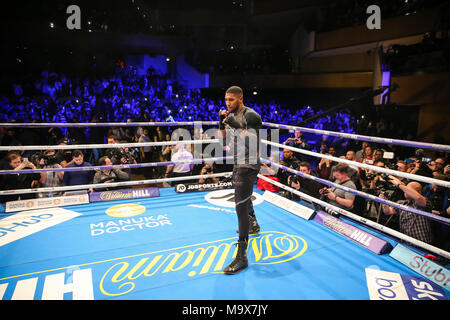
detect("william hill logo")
[98,231,307,297]
[0,231,307,299]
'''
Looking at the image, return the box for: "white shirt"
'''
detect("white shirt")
[171,148,194,173]
[139,134,151,152]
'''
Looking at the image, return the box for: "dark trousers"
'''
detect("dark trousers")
[233,166,259,241]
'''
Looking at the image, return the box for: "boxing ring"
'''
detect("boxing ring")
[0,120,449,300]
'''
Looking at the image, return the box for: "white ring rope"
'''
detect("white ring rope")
[257,174,450,260]
[263,121,450,152]
[0,139,220,151]
[0,121,218,128]
[0,172,232,196]
[262,139,450,188]
[262,158,450,225]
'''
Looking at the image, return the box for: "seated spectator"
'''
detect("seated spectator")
[380,176,434,245]
[288,161,321,200]
[93,156,130,190]
[198,162,220,184]
[62,150,94,189]
[0,152,40,202]
[319,163,357,211]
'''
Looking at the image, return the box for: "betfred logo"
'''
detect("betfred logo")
[365,268,448,300]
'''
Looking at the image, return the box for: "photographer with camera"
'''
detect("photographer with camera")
[287,161,321,200]
[104,135,137,179]
[283,130,310,161]
[198,162,220,184]
[319,163,357,211]
[406,149,433,183]
[380,175,434,245]
[93,156,130,191]
[0,152,41,202]
[54,139,74,168]
[277,148,301,186]
[37,149,64,197]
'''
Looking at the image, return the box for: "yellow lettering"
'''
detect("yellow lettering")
[98,231,308,297]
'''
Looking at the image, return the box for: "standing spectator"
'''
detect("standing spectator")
[62,150,94,189]
[433,157,446,175]
[283,130,310,161]
[139,128,152,178]
[165,142,194,185]
[277,148,301,186]
[319,163,357,211]
[316,145,337,180]
[0,153,40,202]
[288,161,321,199]
[381,176,434,246]
[355,141,369,161]
[357,145,374,190]
[38,149,64,198]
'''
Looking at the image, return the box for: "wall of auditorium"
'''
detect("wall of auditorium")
[390,72,450,143]
[315,7,441,51]
[300,51,376,73]
[210,72,373,89]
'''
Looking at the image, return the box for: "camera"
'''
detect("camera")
[31,151,59,167]
[110,148,135,164]
[319,187,330,201]
[289,175,299,184]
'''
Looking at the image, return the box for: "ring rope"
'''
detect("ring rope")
[0,121,218,128]
[0,139,220,151]
[261,158,450,226]
[257,174,450,260]
[3,119,449,152]
[263,121,450,152]
[2,137,447,187]
[0,156,233,175]
[262,139,450,188]
[0,172,232,196]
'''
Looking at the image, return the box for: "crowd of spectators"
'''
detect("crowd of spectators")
[0,65,448,252]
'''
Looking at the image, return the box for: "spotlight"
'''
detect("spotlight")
[252,91,257,95]
[49,22,54,28]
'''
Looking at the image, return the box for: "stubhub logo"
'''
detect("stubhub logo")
[365,268,448,300]
[0,208,81,247]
